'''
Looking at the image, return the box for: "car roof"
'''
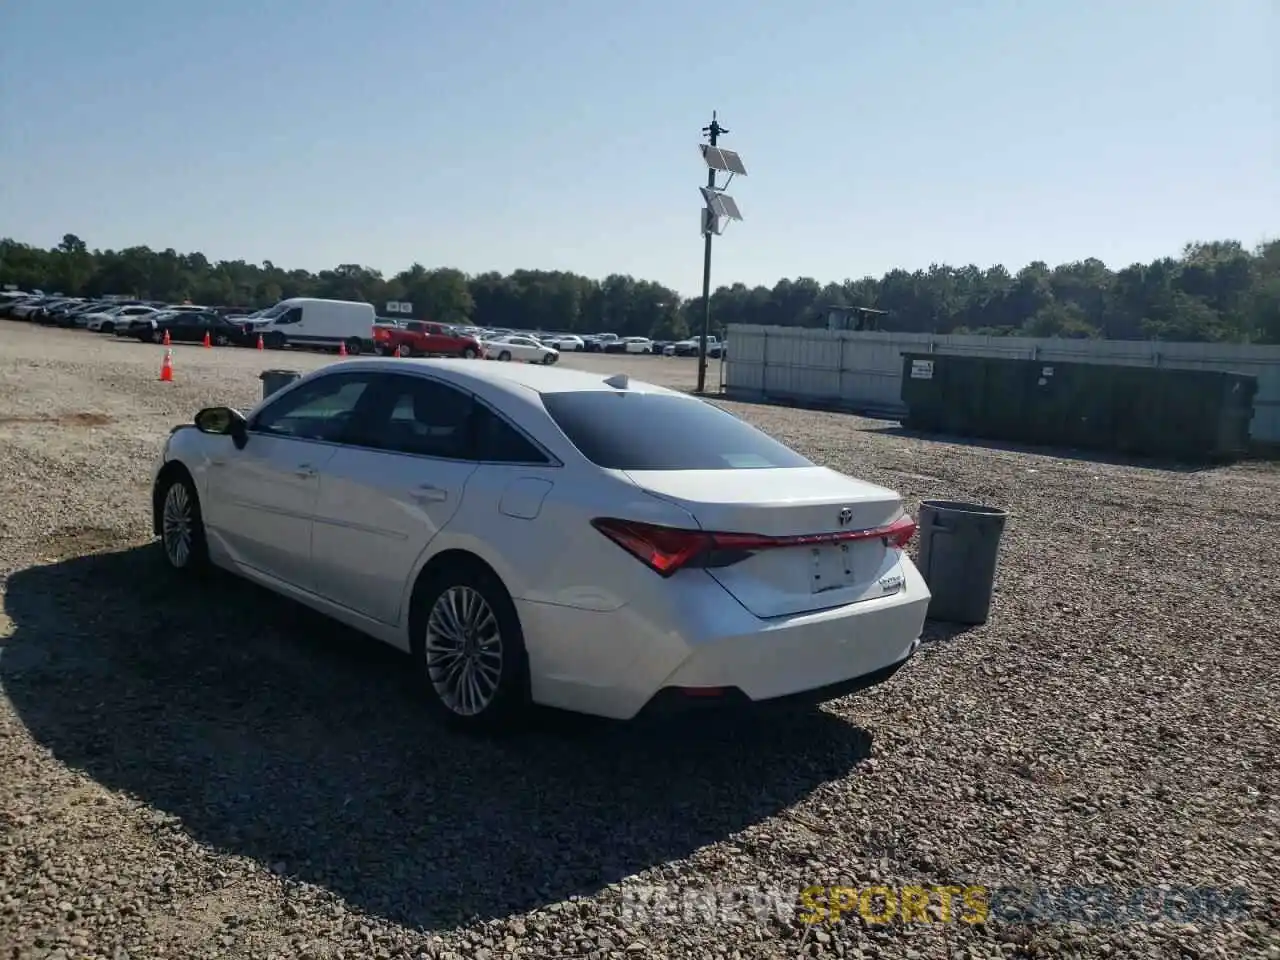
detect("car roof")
[323,357,686,403]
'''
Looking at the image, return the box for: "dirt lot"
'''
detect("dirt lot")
[1,321,1276,960]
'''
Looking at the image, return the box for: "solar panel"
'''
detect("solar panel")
[715,192,743,220]
[699,144,729,172]
[700,187,743,221]
[718,148,748,176]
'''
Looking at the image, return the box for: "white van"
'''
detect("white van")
[244,298,376,353]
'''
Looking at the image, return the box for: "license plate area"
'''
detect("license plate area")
[809,542,856,594]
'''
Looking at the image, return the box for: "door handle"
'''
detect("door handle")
[210,459,226,468]
[411,484,448,502]
[294,463,317,479]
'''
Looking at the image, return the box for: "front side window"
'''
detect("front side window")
[251,373,374,443]
[541,391,814,471]
[273,306,303,325]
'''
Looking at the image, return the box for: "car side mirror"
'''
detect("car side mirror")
[194,406,248,449]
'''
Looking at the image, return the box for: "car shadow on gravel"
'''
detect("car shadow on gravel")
[2,545,873,932]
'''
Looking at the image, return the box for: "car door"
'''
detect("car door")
[203,371,379,590]
[310,373,479,624]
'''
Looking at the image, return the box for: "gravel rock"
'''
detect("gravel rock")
[1,322,1277,959]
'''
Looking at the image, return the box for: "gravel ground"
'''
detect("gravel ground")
[1,321,1276,960]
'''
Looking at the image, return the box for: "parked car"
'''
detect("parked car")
[13,296,69,321]
[545,334,584,352]
[588,334,621,353]
[152,359,928,731]
[29,298,84,324]
[0,292,35,317]
[83,304,159,332]
[665,336,720,357]
[130,310,249,345]
[56,301,116,327]
[373,320,482,358]
[622,337,654,354]
[481,334,559,364]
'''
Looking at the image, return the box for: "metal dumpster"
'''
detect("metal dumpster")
[901,353,1257,461]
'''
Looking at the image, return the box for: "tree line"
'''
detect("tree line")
[3,234,1277,343]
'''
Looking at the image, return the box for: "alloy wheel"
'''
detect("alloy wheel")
[162,482,193,568]
[424,586,503,716]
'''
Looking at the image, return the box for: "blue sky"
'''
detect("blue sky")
[1,0,1275,295]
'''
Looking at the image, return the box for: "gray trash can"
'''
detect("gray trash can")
[259,369,301,401]
[916,500,1008,625]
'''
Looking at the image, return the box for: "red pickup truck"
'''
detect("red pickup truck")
[372,321,483,358]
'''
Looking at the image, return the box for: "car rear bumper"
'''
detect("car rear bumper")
[515,557,931,720]
[634,642,918,718]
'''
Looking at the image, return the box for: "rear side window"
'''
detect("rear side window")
[473,404,550,464]
[540,392,813,471]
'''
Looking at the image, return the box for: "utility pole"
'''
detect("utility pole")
[695,112,747,394]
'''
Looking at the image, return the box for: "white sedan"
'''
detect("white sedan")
[623,337,653,354]
[481,334,559,364]
[548,334,584,351]
[84,304,158,332]
[151,359,930,731]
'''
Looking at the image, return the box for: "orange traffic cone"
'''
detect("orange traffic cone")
[159,349,174,382]
[162,328,171,346]
[256,334,264,350]
[202,330,212,348]
[338,341,348,357]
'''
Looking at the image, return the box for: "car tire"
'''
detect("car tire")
[156,470,209,573]
[396,343,413,357]
[497,350,512,362]
[344,337,363,355]
[462,348,478,359]
[542,352,557,365]
[411,562,530,733]
[151,328,163,344]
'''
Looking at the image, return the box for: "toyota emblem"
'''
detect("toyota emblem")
[838,508,854,526]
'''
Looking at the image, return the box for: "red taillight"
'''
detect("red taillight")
[882,515,916,549]
[590,518,711,577]
[592,514,918,578]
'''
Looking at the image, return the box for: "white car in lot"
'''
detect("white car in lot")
[547,334,584,352]
[481,334,559,364]
[622,336,654,354]
[152,360,929,730]
[83,304,159,332]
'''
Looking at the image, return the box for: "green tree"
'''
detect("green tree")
[2,234,1277,344]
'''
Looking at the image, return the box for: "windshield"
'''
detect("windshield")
[541,392,814,471]
[258,301,294,320]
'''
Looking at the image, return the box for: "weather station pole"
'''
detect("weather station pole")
[695,112,747,394]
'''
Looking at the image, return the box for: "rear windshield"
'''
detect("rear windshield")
[540,391,813,471]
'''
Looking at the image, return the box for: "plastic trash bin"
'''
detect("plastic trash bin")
[915,500,1008,625]
[260,369,301,401]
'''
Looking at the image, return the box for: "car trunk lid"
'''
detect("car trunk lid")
[624,467,912,618]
